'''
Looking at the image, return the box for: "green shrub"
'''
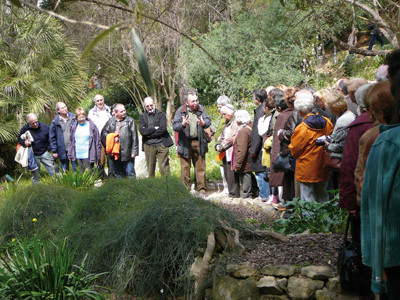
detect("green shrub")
[273,191,347,235]
[0,238,105,299]
[0,185,78,240]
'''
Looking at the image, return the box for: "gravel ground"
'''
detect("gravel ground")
[220,203,342,272]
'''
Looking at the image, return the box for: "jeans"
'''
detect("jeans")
[255,171,269,199]
[27,148,38,172]
[32,151,55,184]
[114,157,136,178]
[60,159,76,172]
[368,33,384,50]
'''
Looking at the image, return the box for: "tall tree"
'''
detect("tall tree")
[0,4,84,143]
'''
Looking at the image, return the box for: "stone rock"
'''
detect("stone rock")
[256,276,284,295]
[287,277,324,300]
[190,257,203,280]
[277,278,288,292]
[226,262,258,278]
[259,295,289,300]
[326,277,341,294]
[301,265,334,280]
[316,287,337,300]
[213,275,259,300]
[261,265,297,277]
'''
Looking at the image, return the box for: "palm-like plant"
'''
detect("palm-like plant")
[0,4,85,143]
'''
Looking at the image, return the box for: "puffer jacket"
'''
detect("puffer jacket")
[172,103,211,158]
[101,116,139,161]
[327,110,356,159]
[289,113,333,183]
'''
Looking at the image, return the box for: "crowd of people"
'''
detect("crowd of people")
[16,49,400,299]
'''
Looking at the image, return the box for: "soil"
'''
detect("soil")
[220,203,342,273]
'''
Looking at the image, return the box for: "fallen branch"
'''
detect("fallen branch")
[252,230,290,243]
[195,231,215,300]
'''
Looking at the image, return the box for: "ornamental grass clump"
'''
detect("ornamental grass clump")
[61,176,247,297]
[0,184,78,240]
[0,238,105,299]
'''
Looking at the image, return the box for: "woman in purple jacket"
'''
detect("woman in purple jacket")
[68,108,101,172]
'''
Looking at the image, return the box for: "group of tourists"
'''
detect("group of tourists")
[16,49,400,299]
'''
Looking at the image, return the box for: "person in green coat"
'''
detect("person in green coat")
[361,72,400,298]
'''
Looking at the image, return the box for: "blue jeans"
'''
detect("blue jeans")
[255,171,270,199]
[32,151,55,184]
[114,157,136,178]
[60,158,76,172]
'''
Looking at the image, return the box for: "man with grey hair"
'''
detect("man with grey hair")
[88,94,112,176]
[173,88,211,194]
[101,103,138,178]
[18,113,55,184]
[139,96,173,177]
[49,102,76,172]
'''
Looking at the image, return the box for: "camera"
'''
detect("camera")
[316,135,331,146]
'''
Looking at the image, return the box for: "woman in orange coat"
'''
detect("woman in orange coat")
[289,92,333,203]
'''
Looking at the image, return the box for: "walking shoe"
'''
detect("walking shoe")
[272,202,286,211]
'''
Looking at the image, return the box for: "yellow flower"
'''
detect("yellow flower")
[32,218,37,222]
[11,238,16,242]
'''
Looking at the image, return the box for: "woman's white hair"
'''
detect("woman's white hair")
[235,110,251,124]
[294,92,314,114]
[216,95,231,105]
[220,104,235,114]
[354,83,371,109]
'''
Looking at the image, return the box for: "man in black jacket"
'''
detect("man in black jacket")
[139,97,173,177]
[101,104,138,178]
[18,113,55,184]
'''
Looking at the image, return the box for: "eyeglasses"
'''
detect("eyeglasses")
[29,121,39,125]
[95,99,104,102]
[145,104,154,108]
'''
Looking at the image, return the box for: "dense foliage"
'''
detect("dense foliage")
[0,177,247,297]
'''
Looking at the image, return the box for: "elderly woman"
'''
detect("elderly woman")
[361,73,400,298]
[339,84,373,212]
[68,107,102,172]
[269,89,290,205]
[289,93,333,203]
[233,110,258,199]
[325,89,356,159]
[215,95,231,194]
[215,104,240,198]
[313,89,337,125]
[272,87,301,207]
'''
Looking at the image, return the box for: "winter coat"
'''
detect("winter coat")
[101,116,139,161]
[49,112,75,160]
[172,103,211,158]
[327,110,356,159]
[339,112,373,211]
[18,122,51,156]
[270,108,294,187]
[216,117,239,163]
[361,123,400,294]
[139,109,173,150]
[250,105,266,173]
[355,122,380,207]
[289,113,333,183]
[68,119,101,163]
[233,122,252,173]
